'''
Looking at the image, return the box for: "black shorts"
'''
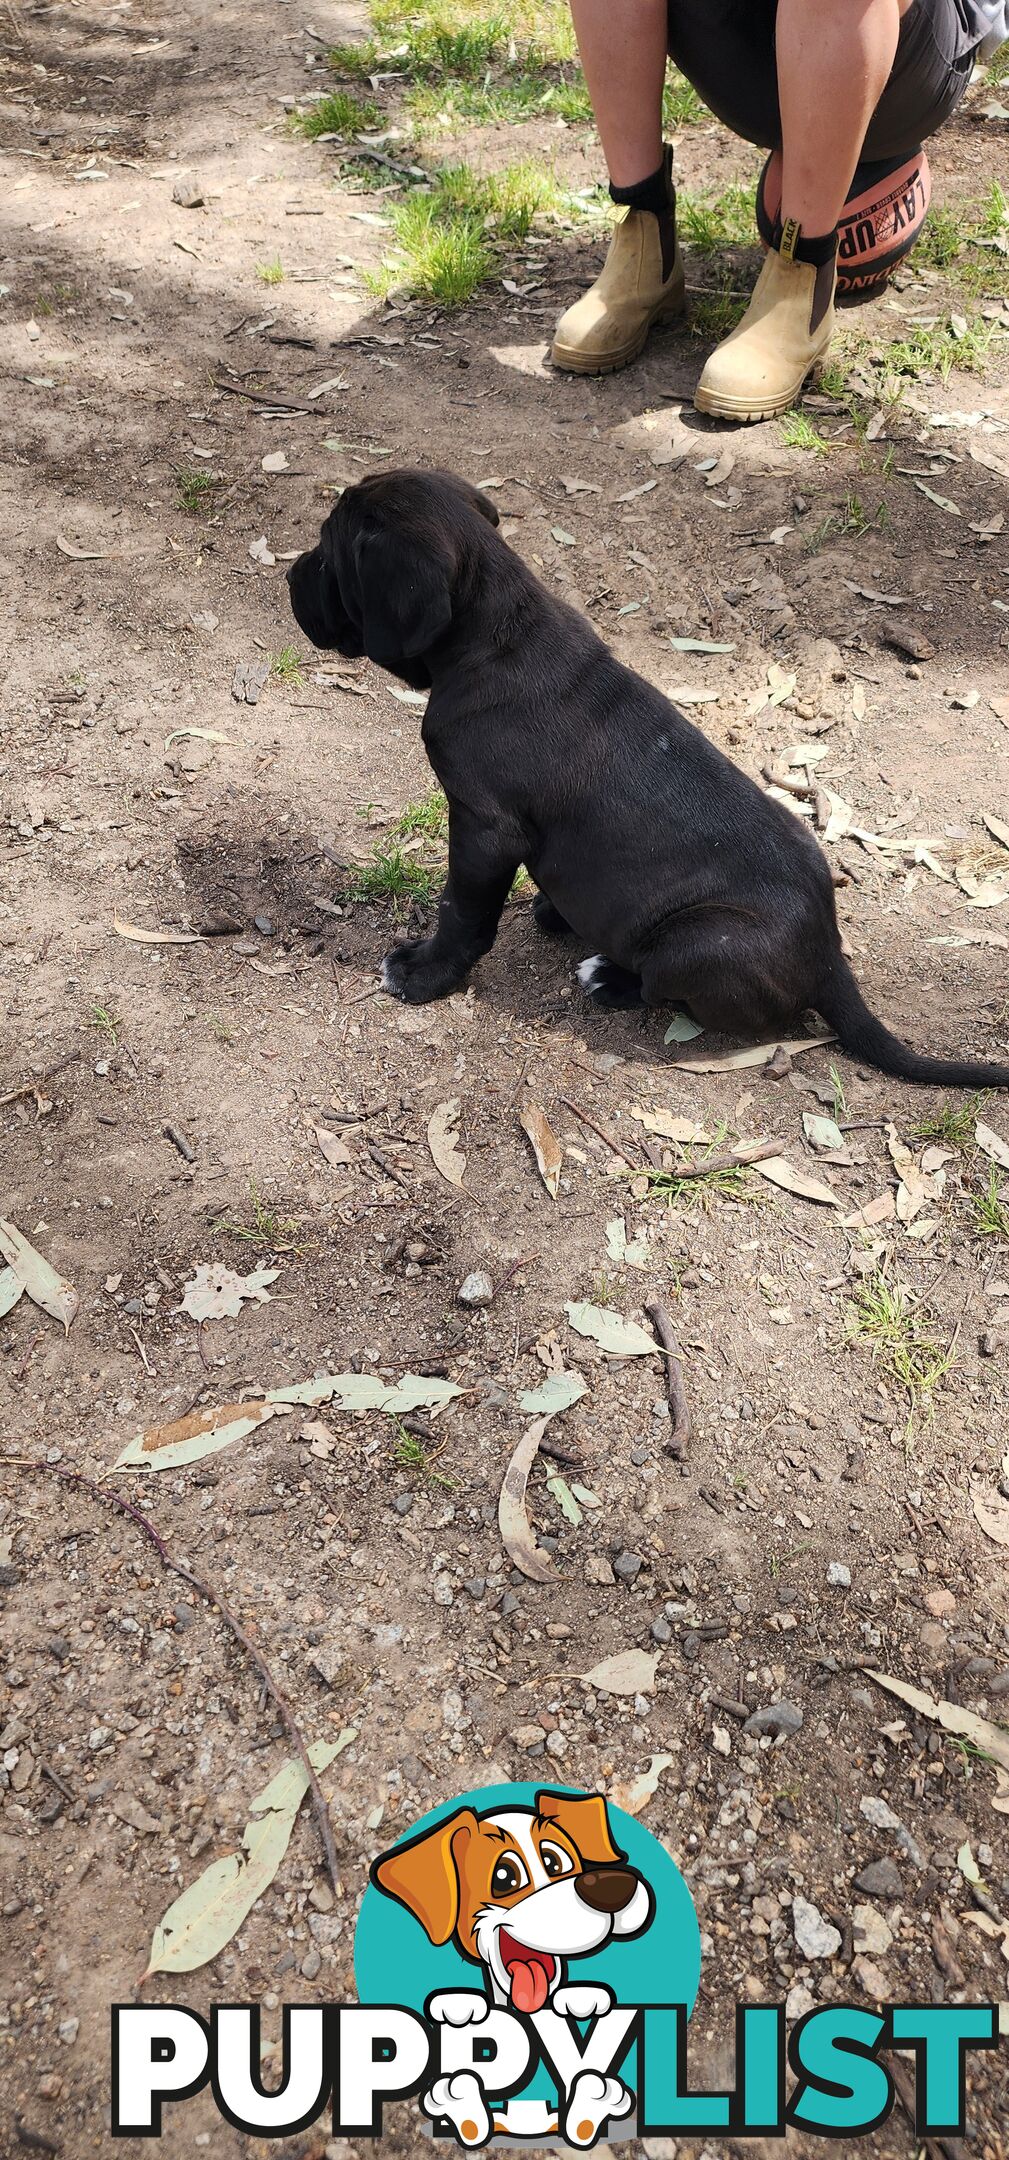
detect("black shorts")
[667,0,976,160]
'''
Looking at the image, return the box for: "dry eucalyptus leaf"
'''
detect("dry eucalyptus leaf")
[0,1220,79,1335]
[582,1647,660,1697]
[605,1217,649,1270]
[113,917,202,946]
[869,1672,1009,1775]
[0,1267,25,1320]
[565,1301,656,1357]
[427,1098,466,1188]
[610,1752,675,1817]
[268,1371,461,1414]
[843,1191,895,1229]
[56,534,109,560]
[750,1155,839,1206]
[971,1485,1009,1548]
[498,1416,554,1582]
[141,1734,355,1979]
[249,535,277,566]
[114,1400,286,1473]
[803,1112,844,1152]
[976,1121,1009,1171]
[179,1263,280,1323]
[314,1125,353,1169]
[631,1106,711,1143]
[261,449,290,473]
[519,1099,562,1199]
[983,813,1009,854]
[670,1036,833,1074]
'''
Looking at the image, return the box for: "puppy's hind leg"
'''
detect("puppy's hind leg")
[577,954,644,1010]
[532,890,574,937]
[640,913,800,1038]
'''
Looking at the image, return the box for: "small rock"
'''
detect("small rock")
[58,2018,80,2046]
[309,1882,334,1914]
[743,1700,804,1739]
[859,1795,901,1832]
[792,1895,842,1960]
[613,1550,642,1583]
[651,1615,673,1645]
[585,1556,615,1586]
[854,1858,902,1897]
[852,1954,892,2001]
[393,1493,413,1516]
[853,1903,893,1955]
[512,1725,544,1751]
[88,1726,113,1752]
[300,1947,322,1982]
[253,914,275,937]
[172,174,205,208]
[786,1982,816,2020]
[457,1270,493,1308]
[712,1725,731,1757]
[924,1588,956,1618]
[826,1561,851,1589]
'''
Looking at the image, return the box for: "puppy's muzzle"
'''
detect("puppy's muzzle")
[575,1867,641,1915]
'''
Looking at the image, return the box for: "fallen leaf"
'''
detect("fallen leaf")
[976,1121,1009,1171]
[114,1400,286,1473]
[869,1672,1009,1775]
[164,727,231,751]
[179,1264,280,1323]
[610,1752,675,1817]
[0,1267,26,1320]
[664,1013,704,1043]
[915,481,961,515]
[669,638,735,654]
[565,1302,657,1357]
[499,1417,554,1582]
[631,1107,711,1143]
[268,1372,461,1414]
[551,526,576,547]
[427,1098,466,1188]
[314,1126,352,1169]
[56,534,109,560]
[670,1036,833,1074]
[141,1734,355,1978]
[750,1155,839,1206]
[519,1099,562,1199]
[249,535,276,566]
[261,450,290,473]
[0,1220,78,1334]
[972,1485,1009,1548]
[560,475,600,495]
[547,1474,582,1526]
[957,1839,982,1884]
[605,1217,649,1270]
[388,686,426,707]
[581,1647,660,1697]
[517,1371,586,1416]
[803,1112,844,1151]
[113,917,202,946]
[993,1769,1009,1817]
[983,814,1009,854]
[842,1191,895,1229]
[704,449,735,488]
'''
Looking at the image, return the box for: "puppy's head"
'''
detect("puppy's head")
[372,1790,653,2010]
[286,467,499,681]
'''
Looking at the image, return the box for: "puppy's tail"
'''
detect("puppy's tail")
[815,953,1009,1090]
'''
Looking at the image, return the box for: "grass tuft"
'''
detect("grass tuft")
[270,646,305,687]
[911,1093,988,1150]
[348,844,439,907]
[972,1166,1009,1242]
[779,410,830,454]
[293,89,382,137]
[175,467,222,516]
[393,788,449,841]
[256,257,285,285]
[845,1270,955,1418]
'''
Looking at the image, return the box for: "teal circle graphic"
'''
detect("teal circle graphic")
[355,1780,700,2109]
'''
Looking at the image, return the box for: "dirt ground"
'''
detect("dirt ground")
[2,1,1009,2156]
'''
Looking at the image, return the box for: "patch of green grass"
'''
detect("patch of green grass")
[910,1093,987,1150]
[879,314,996,386]
[331,3,586,129]
[410,72,592,126]
[845,1270,955,1418]
[348,844,438,907]
[976,178,1008,240]
[293,88,382,138]
[214,1180,306,1255]
[366,161,562,302]
[205,1013,237,1045]
[972,1165,1009,1242]
[91,1000,122,1048]
[988,41,1009,83]
[256,256,285,286]
[175,467,221,516]
[829,1064,850,1122]
[913,206,963,270]
[394,1424,456,1486]
[636,1132,762,1213]
[779,409,830,454]
[679,182,756,257]
[270,646,305,687]
[393,788,448,841]
[664,70,708,128]
[435,158,562,238]
[689,287,748,342]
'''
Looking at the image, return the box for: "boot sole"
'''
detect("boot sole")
[693,344,833,424]
[551,283,687,378]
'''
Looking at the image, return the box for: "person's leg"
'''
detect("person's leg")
[776,0,909,236]
[567,0,667,186]
[551,0,684,375]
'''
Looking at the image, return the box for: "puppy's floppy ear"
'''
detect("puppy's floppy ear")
[353,524,454,667]
[287,546,345,650]
[371,1808,478,1946]
[536,1790,625,1868]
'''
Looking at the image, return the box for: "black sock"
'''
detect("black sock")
[609,147,672,218]
[776,217,837,267]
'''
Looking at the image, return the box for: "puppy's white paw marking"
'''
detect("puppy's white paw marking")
[576,955,605,992]
[380,955,405,999]
[427,1991,491,2027]
[563,2070,633,2147]
[552,1982,614,2022]
[424,2071,491,2146]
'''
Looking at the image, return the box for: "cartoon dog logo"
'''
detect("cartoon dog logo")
[372,1788,654,2145]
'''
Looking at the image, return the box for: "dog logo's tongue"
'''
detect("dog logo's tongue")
[501,1934,555,2014]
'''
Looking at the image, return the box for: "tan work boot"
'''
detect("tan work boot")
[551,148,685,378]
[694,236,836,423]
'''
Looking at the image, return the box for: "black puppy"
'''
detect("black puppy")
[288,468,1009,1088]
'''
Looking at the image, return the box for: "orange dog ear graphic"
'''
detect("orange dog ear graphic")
[536,1789,625,1868]
[372,1809,478,1945]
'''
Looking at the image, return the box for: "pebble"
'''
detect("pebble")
[613,1550,642,1583]
[512,1725,544,1751]
[743,1700,804,1739]
[924,1588,956,1618]
[253,914,275,936]
[785,1982,816,2020]
[852,1954,892,2002]
[792,1895,842,1960]
[826,1561,851,1589]
[58,2018,79,2046]
[457,1270,493,1308]
[88,1726,113,1752]
[393,1493,413,1516]
[651,1615,673,1645]
[301,1948,322,1981]
[854,1858,902,1897]
[859,1795,901,1832]
[585,1556,615,1586]
[853,1902,893,1956]
[309,1882,334,1914]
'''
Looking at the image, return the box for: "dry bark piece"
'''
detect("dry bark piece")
[498,1417,554,1582]
[519,1099,563,1199]
[427,1098,467,1188]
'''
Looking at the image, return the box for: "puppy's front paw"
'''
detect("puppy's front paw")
[381,940,467,1005]
[424,2072,491,2146]
[552,1983,614,2022]
[563,2070,633,2147]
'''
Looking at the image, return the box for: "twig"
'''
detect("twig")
[129,1326,155,1377]
[558,1096,640,1165]
[211,376,320,415]
[163,1123,196,1164]
[644,1299,691,1458]
[493,1253,538,1296]
[0,1050,81,1109]
[39,1757,75,1802]
[365,1136,412,1190]
[664,1138,782,1181]
[0,1459,340,1896]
